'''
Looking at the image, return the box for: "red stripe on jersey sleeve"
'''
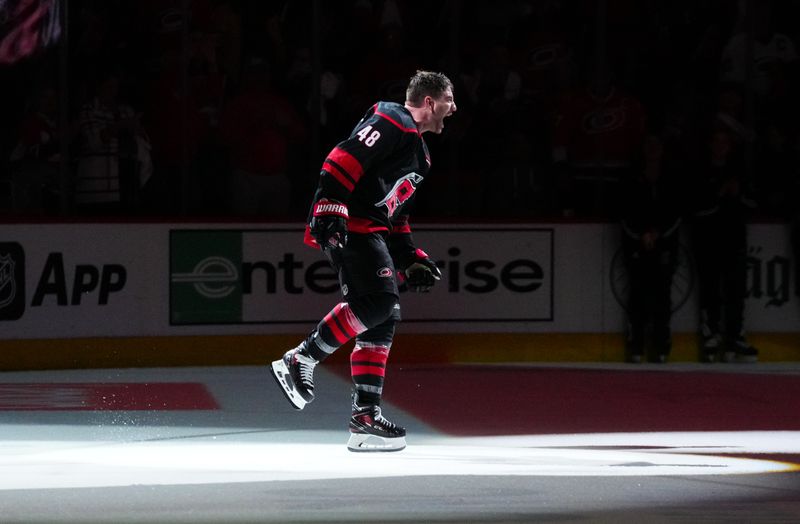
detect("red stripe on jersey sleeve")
[375,111,420,134]
[328,146,364,183]
[323,160,355,191]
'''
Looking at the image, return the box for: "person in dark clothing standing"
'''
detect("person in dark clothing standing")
[620,135,682,363]
[270,71,456,452]
[691,129,758,363]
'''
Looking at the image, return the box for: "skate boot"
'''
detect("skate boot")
[625,338,643,364]
[700,332,722,363]
[724,334,759,363]
[652,334,671,364]
[625,323,644,364]
[347,403,406,452]
[270,344,317,410]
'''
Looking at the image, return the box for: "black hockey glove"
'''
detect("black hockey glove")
[309,199,348,250]
[403,250,442,292]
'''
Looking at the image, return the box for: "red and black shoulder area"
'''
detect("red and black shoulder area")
[371,101,420,135]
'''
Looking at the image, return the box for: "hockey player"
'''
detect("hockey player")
[270,71,456,452]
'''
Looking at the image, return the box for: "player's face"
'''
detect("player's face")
[429,88,456,134]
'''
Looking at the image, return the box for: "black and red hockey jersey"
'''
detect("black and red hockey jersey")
[305,101,431,265]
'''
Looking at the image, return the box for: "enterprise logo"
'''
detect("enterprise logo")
[170,256,238,299]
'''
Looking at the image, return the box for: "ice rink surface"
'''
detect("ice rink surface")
[0,362,799,523]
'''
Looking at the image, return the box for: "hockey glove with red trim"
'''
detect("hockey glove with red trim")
[309,199,348,250]
[403,249,442,292]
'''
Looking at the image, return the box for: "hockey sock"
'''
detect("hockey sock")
[304,302,367,361]
[350,342,390,406]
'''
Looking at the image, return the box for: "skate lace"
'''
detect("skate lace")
[372,408,397,430]
[295,353,317,386]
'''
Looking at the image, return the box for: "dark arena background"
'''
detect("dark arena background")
[1,1,800,522]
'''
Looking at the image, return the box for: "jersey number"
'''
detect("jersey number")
[356,125,381,147]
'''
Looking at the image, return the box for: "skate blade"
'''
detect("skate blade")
[347,432,406,452]
[269,359,307,410]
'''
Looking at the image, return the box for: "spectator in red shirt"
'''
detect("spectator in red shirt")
[551,62,646,218]
[218,57,306,217]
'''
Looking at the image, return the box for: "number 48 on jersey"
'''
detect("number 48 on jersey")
[356,125,381,147]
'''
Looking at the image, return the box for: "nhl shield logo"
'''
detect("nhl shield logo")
[0,243,25,320]
[0,254,16,308]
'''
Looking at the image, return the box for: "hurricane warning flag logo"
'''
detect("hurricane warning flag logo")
[376,172,423,217]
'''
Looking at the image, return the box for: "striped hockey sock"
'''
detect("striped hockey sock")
[350,342,390,406]
[304,302,367,362]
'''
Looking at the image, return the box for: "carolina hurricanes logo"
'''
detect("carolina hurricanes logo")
[375,172,423,217]
[582,107,626,134]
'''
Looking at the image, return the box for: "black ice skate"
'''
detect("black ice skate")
[723,335,759,364]
[700,332,722,363]
[270,346,317,410]
[347,404,407,452]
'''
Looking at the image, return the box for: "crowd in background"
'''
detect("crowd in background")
[1,0,799,224]
[2,0,799,362]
